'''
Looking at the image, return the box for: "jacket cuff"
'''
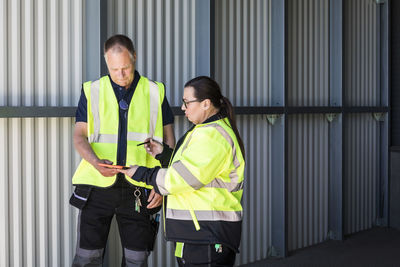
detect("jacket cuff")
[155,143,173,167]
[132,166,161,191]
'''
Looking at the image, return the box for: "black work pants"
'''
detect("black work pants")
[71,180,160,266]
[176,243,236,267]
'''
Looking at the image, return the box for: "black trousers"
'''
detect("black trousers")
[176,243,236,267]
[72,181,160,252]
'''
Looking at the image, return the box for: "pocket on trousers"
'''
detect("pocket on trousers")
[181,244,211,264]
[69,185,92,210]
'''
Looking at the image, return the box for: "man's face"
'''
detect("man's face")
[105,47,136,89]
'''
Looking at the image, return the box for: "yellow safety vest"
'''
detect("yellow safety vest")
[156,117,245,251]
[72,75,165,188]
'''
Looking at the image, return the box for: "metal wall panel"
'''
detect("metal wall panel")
[214,0,271,106]
[344,114,379,235]
[235,115,272,265]
[0,118,80,267]
[106,0,196,106]
[287,114,329,251]
[344,0,378,106]
[0,0,83,107]
[287,0,329,106]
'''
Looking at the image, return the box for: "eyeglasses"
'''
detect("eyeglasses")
[182,99,202,108]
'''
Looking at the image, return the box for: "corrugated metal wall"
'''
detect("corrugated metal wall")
[344,114,379,235]
[287,114,329,251]
[343,0,380,235]
[344,0,378,106]
[0,118,80,267]
[0,0,83,266]
[214,0,271,106]
[287,0,329,106]
[0,0,387,266]
[213,0,273,264]
[286,0,329,251]
[0,0,83,106]
[236,115,272,265]
[106,0,196,106]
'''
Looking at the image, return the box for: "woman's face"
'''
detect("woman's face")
[182,86,206,124]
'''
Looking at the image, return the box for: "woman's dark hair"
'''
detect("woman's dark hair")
[184,76,245,159]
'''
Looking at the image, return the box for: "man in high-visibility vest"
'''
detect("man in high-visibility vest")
[70,34,175,267]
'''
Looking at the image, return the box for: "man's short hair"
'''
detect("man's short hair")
[104,34,135,59]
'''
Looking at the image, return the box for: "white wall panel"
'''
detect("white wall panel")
[0,118,79,267]
[0,0,83,107]
[106,0,196,106]
[287,114,329,251]
[214,0,271,106]
[344,114,379,235]
[344,0,378,106]
[287,0,329,106]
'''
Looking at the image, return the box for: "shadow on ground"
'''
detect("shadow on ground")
[240,227,400,267]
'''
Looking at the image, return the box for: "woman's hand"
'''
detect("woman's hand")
[118,165,139,177]
[144,138,163,158]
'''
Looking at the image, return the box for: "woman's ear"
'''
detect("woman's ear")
[202,99,211,110]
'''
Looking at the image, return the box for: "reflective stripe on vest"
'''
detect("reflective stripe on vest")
[166,208,242,222]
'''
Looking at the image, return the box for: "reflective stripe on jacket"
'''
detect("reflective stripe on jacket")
[72,75,164,188]
[158,117,245,252]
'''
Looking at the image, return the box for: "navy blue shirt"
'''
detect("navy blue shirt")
[75,71,174,167]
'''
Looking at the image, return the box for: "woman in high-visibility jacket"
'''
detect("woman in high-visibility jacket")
[119,76,245,266]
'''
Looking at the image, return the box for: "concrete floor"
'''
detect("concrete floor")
[240,227,400,267]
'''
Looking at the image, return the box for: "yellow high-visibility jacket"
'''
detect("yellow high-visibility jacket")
[155,116,245,252]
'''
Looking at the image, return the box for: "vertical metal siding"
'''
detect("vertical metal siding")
[1,1,83,266]
[0,118,80,267]
[287,114,329,251]
[0,0,83,107]
[344,114,379,235]
[214,0,271,106]
[287,0,329,106]
[106,0,196,106]
[235,115,272,265]
[344,0,378,106]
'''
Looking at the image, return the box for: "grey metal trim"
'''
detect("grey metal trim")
[195,0,211,76]
[0,106,77,118]
[85,0,108,81]
[0,106,390,118]
[269,0,287,258]
[328,0,344,241]
[378,0,389,226]
[328,115,343,240]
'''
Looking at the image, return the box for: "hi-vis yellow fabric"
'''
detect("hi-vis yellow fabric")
[156,118,245,228]
[72,75,165,188]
